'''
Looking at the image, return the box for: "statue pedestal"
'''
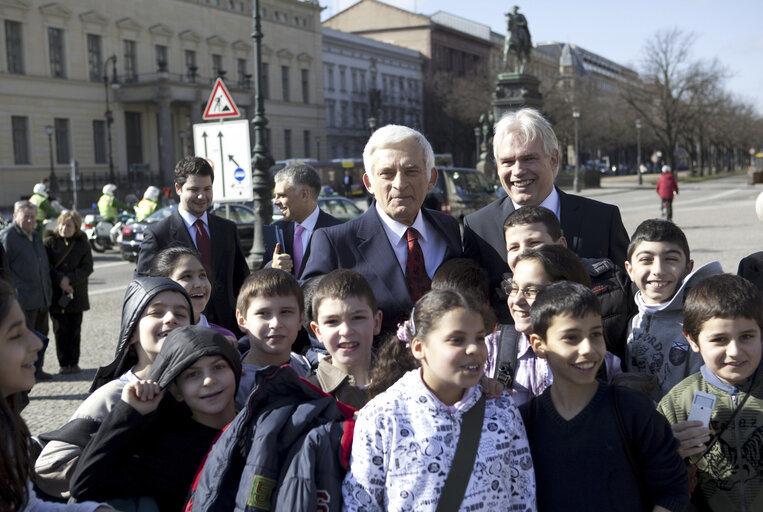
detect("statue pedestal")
[493,72,543,120]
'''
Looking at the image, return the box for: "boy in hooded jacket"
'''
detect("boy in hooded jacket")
[34,277,193,499]
[70,326,241,511]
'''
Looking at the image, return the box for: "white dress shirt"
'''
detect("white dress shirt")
[511,186,561,219]
[375,203,446,279]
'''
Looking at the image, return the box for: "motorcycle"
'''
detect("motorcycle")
[82,211,135,252]
[82,213,113,252]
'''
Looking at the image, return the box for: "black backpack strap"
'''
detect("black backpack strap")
[435,394,486,512]
[494,325,520,389]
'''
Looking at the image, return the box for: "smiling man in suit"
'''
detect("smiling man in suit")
[136,156,249,334]
[301,125,462,334]
[463,108,629,323]
[262,164,341,277]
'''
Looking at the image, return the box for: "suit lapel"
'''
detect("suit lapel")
[298,211,329,277]
[494,197,516,263]
[422,209,461,259]
[356,208,410,302]
[557,188,583,254]
[170,211,195,247]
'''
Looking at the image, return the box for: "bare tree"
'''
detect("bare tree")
[624,28,728,170]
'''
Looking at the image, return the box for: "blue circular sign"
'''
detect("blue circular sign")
[234,167,245,182]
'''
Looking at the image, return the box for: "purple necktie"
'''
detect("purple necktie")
[293,224,305,275]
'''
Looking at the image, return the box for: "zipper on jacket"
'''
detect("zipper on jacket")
[731,393,746,512]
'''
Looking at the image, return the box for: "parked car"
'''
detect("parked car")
[120,203,255,262]
[423,167,497,222]
[271,195,364,223]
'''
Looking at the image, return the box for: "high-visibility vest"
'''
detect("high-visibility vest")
[135,198,158,221]
[98,194,117,221]
[29,193,49,221]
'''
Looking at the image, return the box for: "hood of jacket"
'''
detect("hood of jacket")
[148,325,242,392]
[90,276,193,392]
[659,261,724,312]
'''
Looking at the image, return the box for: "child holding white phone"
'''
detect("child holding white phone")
[658,275,763,512]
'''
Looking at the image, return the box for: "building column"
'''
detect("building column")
[157,86,174,188]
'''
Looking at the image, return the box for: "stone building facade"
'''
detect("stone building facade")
[322,27,423,160]
[0,0,324,207]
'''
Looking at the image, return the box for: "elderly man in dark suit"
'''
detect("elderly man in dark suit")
[262,163,341,278]
[301,125,462,334]
[136,157,249,333]
[464,108,629,323]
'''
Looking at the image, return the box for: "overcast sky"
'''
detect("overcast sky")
[322,0,763,111]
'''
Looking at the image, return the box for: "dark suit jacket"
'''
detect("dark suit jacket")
[301,205,463,334]
[135,210,250,334]
[261,209,342,277]
[463,187,629,323]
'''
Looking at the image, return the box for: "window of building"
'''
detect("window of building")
[281,65,289,102]
[237,58,247,87]
[11,116,29,164]
[351,70,358,93]
[303,130,310,158]
[262,62,269,99]
[93,120,107,163]
[340,101,348,126]
[339,66,346,92]
[326,64,334,91]
[156,44,168,71]
[212,53,223,77]
[48,27,65,78]
[326,99,335,127]
[5,20,23,74]
[301,69,309,104]
[185,50,197,80]
[87,34,102,82]
[123,40,136,82]
[54,118,70,164]
[284,129,292,158]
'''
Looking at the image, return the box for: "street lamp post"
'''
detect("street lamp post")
[572,106,581,193]
[179,130,186,158]
[103,54,120,184]
[474,126,481,164]
[635,119,643,185]
[45,125,56,192]
[248,0,275,269]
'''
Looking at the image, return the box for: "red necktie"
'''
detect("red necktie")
[405,228,431,302]
[194,219,213,270]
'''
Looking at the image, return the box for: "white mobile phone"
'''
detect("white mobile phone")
[687,390,716,428]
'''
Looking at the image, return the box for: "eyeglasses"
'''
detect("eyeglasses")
[501,280,543,300]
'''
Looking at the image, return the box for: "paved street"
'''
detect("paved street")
[20,172,763,435]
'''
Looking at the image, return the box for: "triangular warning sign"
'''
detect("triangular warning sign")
[203,78,241,120]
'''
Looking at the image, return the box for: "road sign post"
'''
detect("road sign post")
[193,119,253,202]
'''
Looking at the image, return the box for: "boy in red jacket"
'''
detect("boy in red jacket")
[657,165,679,221]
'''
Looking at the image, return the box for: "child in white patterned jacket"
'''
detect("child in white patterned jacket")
[342,288,537,512]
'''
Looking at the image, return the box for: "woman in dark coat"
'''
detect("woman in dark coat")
[44,210,93,374]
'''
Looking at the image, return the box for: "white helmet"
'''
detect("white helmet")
[33,183,48,197]
[102,183,117,195]
[661,165,671,173]
[144,186,161,202]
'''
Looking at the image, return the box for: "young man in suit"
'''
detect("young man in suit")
[136,157,250,334]
[301,125,462,335]
[262,164,341,278]
[463,108,629,323]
